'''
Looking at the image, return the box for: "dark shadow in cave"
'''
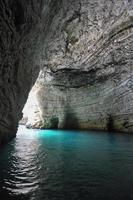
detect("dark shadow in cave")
[107,114,115,132]
[63,105,80,130]
[50,117,59,129]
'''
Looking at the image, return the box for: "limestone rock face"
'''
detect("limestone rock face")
[23,0,133,133]
[0,0,62,144]
[0,0,133,144]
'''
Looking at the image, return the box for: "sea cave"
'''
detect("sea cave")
[0,0,133,199]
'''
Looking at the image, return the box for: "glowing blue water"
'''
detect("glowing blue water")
[0,126,133,200]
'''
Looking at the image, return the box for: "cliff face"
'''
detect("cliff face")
[24,0,133,133]
[0,0,61,144]
[0,0,133,144]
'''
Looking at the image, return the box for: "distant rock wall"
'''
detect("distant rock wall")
[23,0,133,133]
[27,52,133,132]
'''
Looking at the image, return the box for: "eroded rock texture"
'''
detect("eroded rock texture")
[0,0,61,144]
[24,0,133,133]
[0,0,133,144]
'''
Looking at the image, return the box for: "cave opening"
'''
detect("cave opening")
[19,83,41,129]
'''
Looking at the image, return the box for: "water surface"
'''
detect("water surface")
[0,126,133,200]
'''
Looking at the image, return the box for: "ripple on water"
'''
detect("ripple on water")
[1,126,133,200]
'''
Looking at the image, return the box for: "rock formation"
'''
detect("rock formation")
[0,0,133,144]
[0,0,60,144]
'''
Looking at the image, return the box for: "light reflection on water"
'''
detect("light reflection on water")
[0,126,133,200]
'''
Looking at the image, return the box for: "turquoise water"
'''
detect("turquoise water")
[0,126,133,200]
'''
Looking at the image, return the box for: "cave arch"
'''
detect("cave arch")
[0,0,133,144]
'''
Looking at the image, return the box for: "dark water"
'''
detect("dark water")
[1,126,133,200]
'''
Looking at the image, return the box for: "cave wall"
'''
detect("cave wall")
[25,0,133,132]
[0,0,62,144]
[0,0,133,145]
